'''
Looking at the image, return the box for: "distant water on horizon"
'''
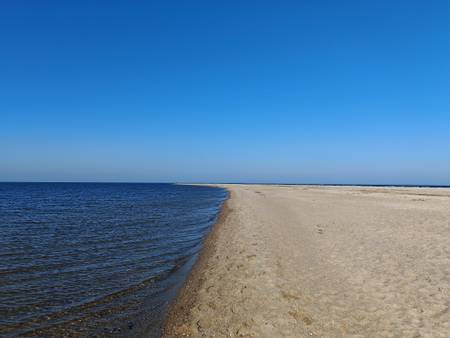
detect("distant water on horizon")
[0,183,228,337]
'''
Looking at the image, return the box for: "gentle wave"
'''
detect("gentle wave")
[0,183,227,337]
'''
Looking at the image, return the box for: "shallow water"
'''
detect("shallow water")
[0,183,227,337]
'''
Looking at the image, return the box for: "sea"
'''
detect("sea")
[0,183,228,337]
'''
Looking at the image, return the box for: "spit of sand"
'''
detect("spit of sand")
[165,185,450,337]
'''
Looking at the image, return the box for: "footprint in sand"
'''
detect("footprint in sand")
[288,310,314,326]
[281,290,301,301]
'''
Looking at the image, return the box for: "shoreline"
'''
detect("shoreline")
[163,189,232,337]
[163,184,450,337]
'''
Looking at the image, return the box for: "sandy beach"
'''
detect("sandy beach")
[164,184,450,337]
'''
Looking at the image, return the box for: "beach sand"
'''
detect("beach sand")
[164,185,450,337]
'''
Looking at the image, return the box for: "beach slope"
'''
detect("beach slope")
[164,184,450,337]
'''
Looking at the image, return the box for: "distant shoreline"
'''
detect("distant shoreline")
[179,182,450,188]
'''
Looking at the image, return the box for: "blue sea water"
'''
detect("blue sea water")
[0,183,228,337]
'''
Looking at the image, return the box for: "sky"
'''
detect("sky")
[1,1,450,184]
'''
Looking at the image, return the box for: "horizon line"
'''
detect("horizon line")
[1,181,450,188]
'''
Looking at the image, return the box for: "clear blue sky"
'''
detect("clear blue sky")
[2,1,449,184]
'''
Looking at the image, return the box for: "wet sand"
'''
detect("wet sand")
[164,185,450,337]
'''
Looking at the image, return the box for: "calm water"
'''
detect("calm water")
[0,183,227,337]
